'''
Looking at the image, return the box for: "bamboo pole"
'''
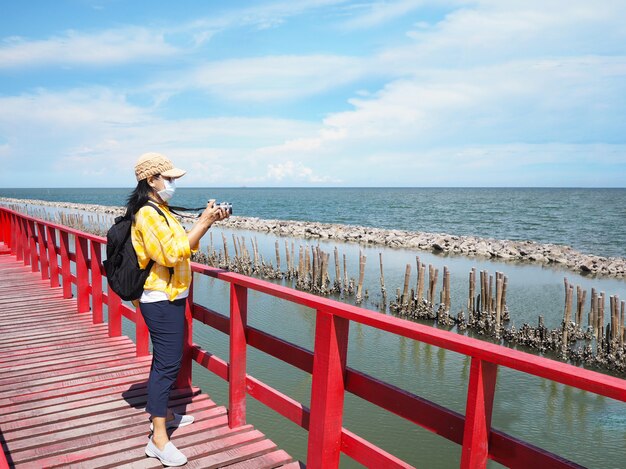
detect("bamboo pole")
[619,301,626,347]
[417,262,425,303]
[415,256,420,297]
[402,264,411,307]
[254,238,260,270]
[430,268,439,305]
[496,275,503,330]
[312,248,318,288]
[320,252,329,292]
[598,292,605,352]
[590,288,597,337]
[379,253,386,303]
[468,269,475,314]
[232,234,240,259]
[428,265,434,304]
[488,274,494,313]
[562,280,572,355]
[275,241,281,271]
[305,246,311,282]
[298,245,304,280]
[576,286,583,327]
[334,248,341,289]
[501,274,508,315]
[479,271,486,313]
[356,253,366,302]
[443,266,450,311]
[613,295,620,342]
[222,233,229,263]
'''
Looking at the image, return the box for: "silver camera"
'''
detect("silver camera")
[214,201,233,215]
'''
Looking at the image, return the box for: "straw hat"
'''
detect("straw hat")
[134,152,186,181]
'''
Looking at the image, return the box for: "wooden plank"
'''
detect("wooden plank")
[2,386,198,427]
[0,334,128,362]
[185,438,278,469]
[8,402,222,464]
[7,401,220,457]
[0,349,138,382]
[0,342,137,372]
[50,414,241,468]
[220,450,295,468]
[2,394,211,442]
[0,361,152,401]
[0,357,152,398]
[112,429,273,468]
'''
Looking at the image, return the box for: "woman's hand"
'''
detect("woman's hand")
[188,200,230,250]
[200,199,229,226]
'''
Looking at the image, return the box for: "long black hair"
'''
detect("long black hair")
[125,179,155,222]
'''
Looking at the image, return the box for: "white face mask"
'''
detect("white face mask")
[157,178,176,202]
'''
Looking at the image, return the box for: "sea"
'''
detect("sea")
[1,187,626,258]
[2,187,625,468]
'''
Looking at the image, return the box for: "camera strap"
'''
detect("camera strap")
[167,205,204,219]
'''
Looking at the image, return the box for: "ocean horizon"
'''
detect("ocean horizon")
[2,187,626,259]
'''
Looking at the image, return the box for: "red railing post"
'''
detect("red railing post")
[135,302,150,357]
[176,282,194,389]
[108,288,122,337]
[27,220,39,272]
[37,222,49,281]
[0,209,7,244]
[21,218,30,266]
[59,231,72,299]
[7,211,12,247]
[0,209,4,243]
[229,283,248,428]
[14,214,23,259]
[10,214,19,256]
[461,358,498,469]
[75,235,90,313]
[307,309,350,469]
[46,225,60,288]
[90,241,103,323]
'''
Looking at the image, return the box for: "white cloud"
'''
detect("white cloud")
[341,0,460,29]
[264,161,340,184]
[0,27,179,69]
[383,0,626,69]
[159,54,370,102]
[0,87,323,186]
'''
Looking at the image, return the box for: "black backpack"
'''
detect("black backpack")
[103,202,169,301]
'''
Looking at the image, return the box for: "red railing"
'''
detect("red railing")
[1,205,625,468]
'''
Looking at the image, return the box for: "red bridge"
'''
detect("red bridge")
[0,206,625,468]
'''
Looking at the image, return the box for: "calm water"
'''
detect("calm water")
[4,188,626,467]
[2,187,626,258]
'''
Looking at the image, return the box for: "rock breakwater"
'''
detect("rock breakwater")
[2,196,626,278]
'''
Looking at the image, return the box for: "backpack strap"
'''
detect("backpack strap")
[143,201,175,282]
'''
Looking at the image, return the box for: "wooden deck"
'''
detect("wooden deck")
[0,253,299,468]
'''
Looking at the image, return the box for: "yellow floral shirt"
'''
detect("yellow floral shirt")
[131,202,194,301]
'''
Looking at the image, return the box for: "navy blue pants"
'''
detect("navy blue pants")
[140,299,186,418]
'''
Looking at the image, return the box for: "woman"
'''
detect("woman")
[127,152,229,466]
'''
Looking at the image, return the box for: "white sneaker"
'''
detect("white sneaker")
[145,437,187,466]
[150,413,195,432]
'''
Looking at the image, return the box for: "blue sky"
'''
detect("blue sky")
[0,0,625,187]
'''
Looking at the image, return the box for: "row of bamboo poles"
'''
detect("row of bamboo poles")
[196,233,625,373]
